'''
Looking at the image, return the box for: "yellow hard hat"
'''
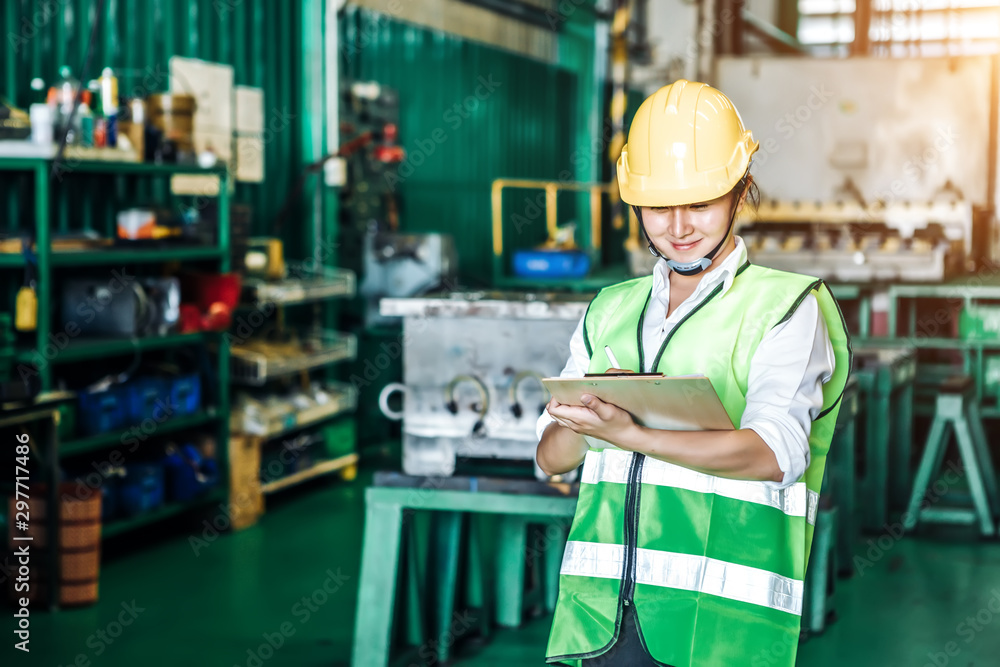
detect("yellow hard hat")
[617,79,759,207]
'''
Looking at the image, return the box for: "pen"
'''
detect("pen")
[604,345,622,369]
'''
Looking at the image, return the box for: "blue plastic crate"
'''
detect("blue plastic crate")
[119,463,165,517]
[164,444,218,502]
[78,386,127,436]
[513,250,590,279]
[126,378,171,423]
[169,373,202,416]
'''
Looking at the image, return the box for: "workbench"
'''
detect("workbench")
[351,472,578,667]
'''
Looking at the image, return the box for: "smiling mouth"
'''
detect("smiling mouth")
[671,240,701,251]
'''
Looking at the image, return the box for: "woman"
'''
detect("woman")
[535,80,851,667]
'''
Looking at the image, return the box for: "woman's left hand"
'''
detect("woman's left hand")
[547,394,639,446]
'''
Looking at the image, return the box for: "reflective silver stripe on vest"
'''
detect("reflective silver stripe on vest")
[581,449,819,526]
[561,540,803,616]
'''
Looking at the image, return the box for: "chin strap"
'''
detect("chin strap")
[634,178,747,277]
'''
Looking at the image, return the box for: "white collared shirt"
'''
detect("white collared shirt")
[536,237,836,489]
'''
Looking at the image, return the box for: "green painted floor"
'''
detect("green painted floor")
[7,467,1000,667]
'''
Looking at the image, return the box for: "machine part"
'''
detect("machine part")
[378,382,407,421]
[509,370,548,420]
[360,230,457,328]
[245,237,286,280]
[491,178,613,285]
[61,278,180,337]
[381,291,590,480]
[444,374,490,438]
[735,200,973,283]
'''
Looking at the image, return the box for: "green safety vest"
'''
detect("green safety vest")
[546,261,852,667]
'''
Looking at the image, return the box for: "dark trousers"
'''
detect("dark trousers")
[581,605,675,667]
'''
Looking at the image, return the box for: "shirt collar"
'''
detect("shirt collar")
[651,236,748,300]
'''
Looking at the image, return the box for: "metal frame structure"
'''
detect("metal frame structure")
[0,158,231,541]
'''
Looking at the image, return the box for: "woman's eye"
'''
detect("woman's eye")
[690,204,708,211]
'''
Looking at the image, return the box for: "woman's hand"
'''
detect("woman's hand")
[546,394,640,446]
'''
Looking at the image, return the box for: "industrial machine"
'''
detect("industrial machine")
[378,291,590,480]
[360,229,457,328]
[710,56,996,282]
[737,199,973,282]
[61,277,180,337]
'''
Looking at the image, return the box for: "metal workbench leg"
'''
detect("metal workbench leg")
[953,419,997,536]
[543,520,567,612]
[834,417,857,577]
[432,511,463,664]
[466,515,492,638]
[351,494,404,667]
[903,415,948,532]
[404,515,426,647]
[967,401,1000,516]
[496,515,529,628]
[891,385,914,513]
[863,392,890,531]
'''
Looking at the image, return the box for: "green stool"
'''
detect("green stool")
[903,375,1000,537]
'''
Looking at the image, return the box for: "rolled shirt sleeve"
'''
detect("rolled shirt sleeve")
[741,293,836,489]
[536,314,591,441]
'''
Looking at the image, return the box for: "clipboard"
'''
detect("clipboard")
[542,375,735,431]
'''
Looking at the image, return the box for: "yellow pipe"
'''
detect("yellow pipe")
[491,178,615,258]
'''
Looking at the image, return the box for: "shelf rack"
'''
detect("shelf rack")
[0,155,231,546]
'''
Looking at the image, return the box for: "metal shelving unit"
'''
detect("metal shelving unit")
[230,330,357,385]
[243,268,356,306]
[261,453,359,495]
[102,488,227,538]
[62,412,219,457]
[0,156,231,543]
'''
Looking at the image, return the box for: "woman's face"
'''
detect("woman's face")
[641,190,745,265]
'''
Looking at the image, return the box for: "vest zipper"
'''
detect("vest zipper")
[621,452,645,606]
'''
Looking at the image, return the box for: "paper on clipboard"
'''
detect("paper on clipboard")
[542,375,735,431]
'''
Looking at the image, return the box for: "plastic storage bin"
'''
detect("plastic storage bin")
[118,464,165,517]
[78,386,127,436]
[126,377,170,422]
[163,445,218,502]
[513,249,590,279]
[169,373,202,416]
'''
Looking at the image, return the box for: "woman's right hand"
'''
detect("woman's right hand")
[605,368,635,374]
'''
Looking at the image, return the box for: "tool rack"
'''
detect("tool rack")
[0,155,232,540]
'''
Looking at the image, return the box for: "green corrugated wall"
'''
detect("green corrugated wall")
[2,1,590,284]
[2,0,307,241]
[340,6,579,286]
